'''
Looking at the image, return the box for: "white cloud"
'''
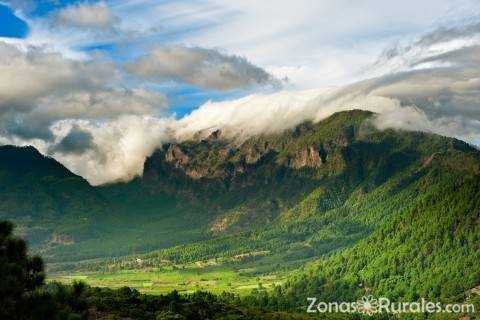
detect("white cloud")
[3,28,480,184]
[112,0,478,87]
[0,42,112,112]
[172,88,399,143]
[0,41,167,139]
[172,21,480,147]
[127,45,280,90]
[1,2,480,185]
[48,116,173,185]
[173,89,331,141]
[174,78,480,148]
[55,1,118,31]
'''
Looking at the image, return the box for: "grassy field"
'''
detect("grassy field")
[49,263,286,296]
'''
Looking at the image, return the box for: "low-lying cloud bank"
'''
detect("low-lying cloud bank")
[1,19,480,184]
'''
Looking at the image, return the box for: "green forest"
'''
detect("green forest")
[1,111,479,319]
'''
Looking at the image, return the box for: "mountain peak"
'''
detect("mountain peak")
[0,145,77,178]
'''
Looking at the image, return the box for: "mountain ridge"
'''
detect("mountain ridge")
[1,109,479,311]
[1,110,479,267]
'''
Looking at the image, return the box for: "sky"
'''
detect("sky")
[0,0,480,184]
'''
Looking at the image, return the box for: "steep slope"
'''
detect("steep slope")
[4,107,480,309]
[0,145,108,251]
[140,110,376,233]
[272,148,480,308]
[0,146,209,263]
[86,110,479,306]
[138,109,475,236]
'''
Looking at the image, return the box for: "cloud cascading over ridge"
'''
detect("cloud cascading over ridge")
[0,39,280,184]
[48,116,173,185]
[1,1,480,185]
[127,45,281,91]
[172,20,480,147]
[0,40,172,184]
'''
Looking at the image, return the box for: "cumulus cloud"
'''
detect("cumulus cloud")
[0,114,173,185]
[0,42,112,113]
[165,18,480,148]
[0,40,172,183]
[0,41,167,140]
[0,39,281,184]
[171,22,480,147]
[49,116,173,185]
[55,1,118,31]
[127,45,281,90]
[2,15,480,185]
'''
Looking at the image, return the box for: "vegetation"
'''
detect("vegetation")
[0,219,84,319]
[1,110,480,318]
[0,219,321,319]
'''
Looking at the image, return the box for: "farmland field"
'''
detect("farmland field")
[49,263,287,296]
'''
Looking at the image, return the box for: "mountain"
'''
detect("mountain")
[0,145,108,251]
[0,145,208,262]
[134,109,479,239]
[99,109,479,306]
[1,110,479,310]
[141,110,380,232]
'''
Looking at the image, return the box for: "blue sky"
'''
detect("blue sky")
[0,4,28,37]
[1,0,480,184]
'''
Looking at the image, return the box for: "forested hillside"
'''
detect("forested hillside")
[0,146,108,250]
[2,110,479,316]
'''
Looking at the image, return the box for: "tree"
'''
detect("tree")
[0,221,45,319]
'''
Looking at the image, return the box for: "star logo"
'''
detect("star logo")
[356,295,379,315]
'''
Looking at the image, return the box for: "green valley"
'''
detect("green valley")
[1,110,479,318]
